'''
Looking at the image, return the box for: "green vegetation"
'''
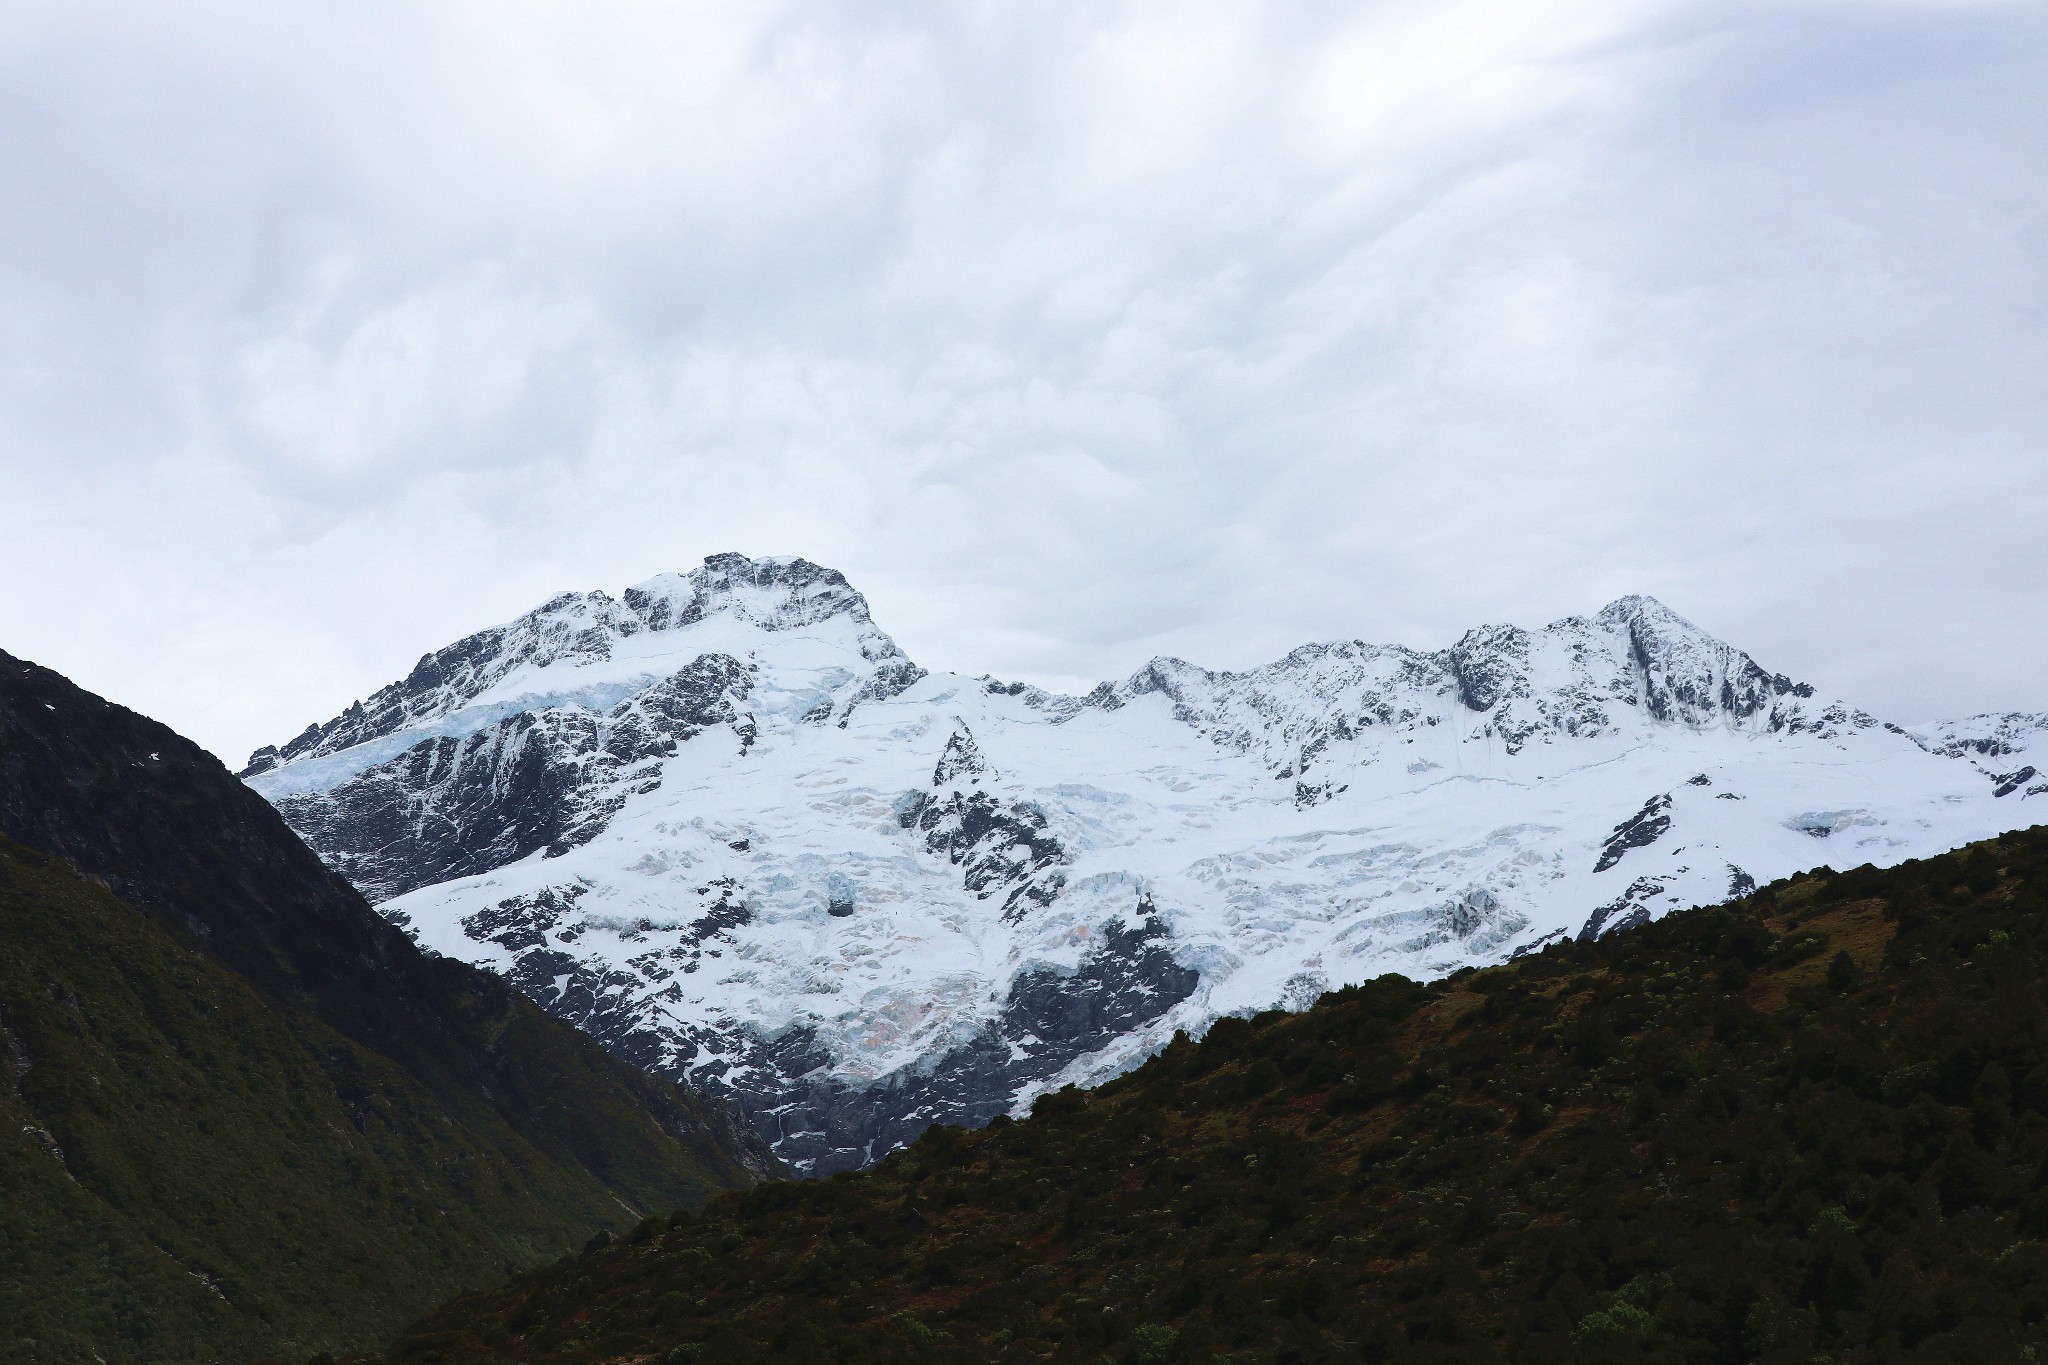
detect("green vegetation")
[0,648,771,1363]
[0,835,751,1365]
[362,827,2048,1364]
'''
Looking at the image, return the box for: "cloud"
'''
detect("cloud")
[1,0,2043,762]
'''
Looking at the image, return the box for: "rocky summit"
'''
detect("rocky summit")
[244,554,2047,1174]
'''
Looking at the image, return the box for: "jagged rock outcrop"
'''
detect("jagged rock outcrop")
[269,654,756,901]
[1909,713,2048,801]
[896,728,1069,920]
[242,555,916,779]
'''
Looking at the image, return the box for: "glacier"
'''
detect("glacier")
[243,552,2048,1173]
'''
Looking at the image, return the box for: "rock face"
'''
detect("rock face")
[1908,712,2048,801]
[246,555,2046,1174]
[270,653,758,902]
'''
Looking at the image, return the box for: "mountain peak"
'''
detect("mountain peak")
[242,554,920,777]
[1588,594,1738,665]
[623,553,878,635]
[1581,594,1827,727]
[1595,591,1680,623]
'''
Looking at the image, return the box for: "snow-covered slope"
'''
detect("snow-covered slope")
[245,554,2045,1173]
[1908,712,2048,797]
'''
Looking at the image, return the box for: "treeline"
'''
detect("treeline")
[353,828,2048,1364]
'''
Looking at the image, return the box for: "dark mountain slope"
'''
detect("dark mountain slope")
[0,652,773,1364]
[364,828,2048,1364]
[1,836,673,1364]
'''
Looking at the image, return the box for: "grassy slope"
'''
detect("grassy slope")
[0,834,752,1365]
[363,827,2048,1365]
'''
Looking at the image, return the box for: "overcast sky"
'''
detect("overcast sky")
[2,0,2043,765]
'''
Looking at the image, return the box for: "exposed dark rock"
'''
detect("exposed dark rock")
[837,657,929,724]
[1442,887,1498,937]
[1593,794,1673,873]
[1448,623,1530,713]
[428,883,1200,1175]
[1577,877,1668,942]
[1294,778,1347,808]
[1078,595,1847,785]
[243,554,918,776]
[603,654,755,760]
[1907,713,2048,760]
[1511,928,1570,959]
[622,553,867,633]
[897,728,1069,920]
[931,729,989,785]
[271,655,752,902]
[239,598,642,774]
[720,909,1199,1175]
[1605,597,1814,727]
[900,788,1066,917]
[1992,766,2038,798]
[977,677,1088,719]
[475,881,759,1082]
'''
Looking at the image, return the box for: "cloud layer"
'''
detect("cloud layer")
[3,0,2044,763]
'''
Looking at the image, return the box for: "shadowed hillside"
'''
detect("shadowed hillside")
[361,828,2048,1364]
[0,651,773,1364]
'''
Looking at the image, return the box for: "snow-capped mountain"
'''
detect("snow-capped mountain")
[244,554,2045,1174]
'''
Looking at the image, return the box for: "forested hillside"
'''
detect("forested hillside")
[0,652,771,1364]
[364,828,2048,1364]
